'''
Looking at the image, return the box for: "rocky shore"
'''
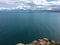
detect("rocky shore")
[16,38,60,45]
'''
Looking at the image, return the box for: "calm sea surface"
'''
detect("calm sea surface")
[0,10,60,45]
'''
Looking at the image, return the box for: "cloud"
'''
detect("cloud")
[44,1,60,10]
[0,0,60,10]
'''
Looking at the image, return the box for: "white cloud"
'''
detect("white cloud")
[0,0,60,10]
[32,0,47,5]
[44,1,60,10]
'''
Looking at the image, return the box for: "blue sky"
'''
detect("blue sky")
[47,0,56,1]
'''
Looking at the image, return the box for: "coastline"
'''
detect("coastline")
[16,38,60,45]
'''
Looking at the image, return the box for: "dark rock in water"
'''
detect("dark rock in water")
[16,38,60,45]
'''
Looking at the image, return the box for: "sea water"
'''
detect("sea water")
[0,10,60,45]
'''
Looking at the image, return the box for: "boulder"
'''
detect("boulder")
[16,38,60,45]
[16,43,24,45]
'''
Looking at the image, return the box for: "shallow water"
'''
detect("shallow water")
[0,11,60,45]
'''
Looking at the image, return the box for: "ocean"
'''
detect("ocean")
[0,10,60,45]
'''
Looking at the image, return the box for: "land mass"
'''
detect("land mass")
[16,38,60,45]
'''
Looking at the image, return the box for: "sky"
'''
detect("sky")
[47,0,56,1]
[0,0,60,10]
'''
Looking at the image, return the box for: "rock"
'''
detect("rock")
[32,40,38,44]
[28,43,35,45]
[25,44,29,45]
[49,40,56,45]
[56,42,60,45]
[37,38,49,45]
[42,38,49,42]
[16,38,60,45]
[51,40,55,43]
[16,43,24,45]
[46,41,50,45]
[39,39,47,45]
